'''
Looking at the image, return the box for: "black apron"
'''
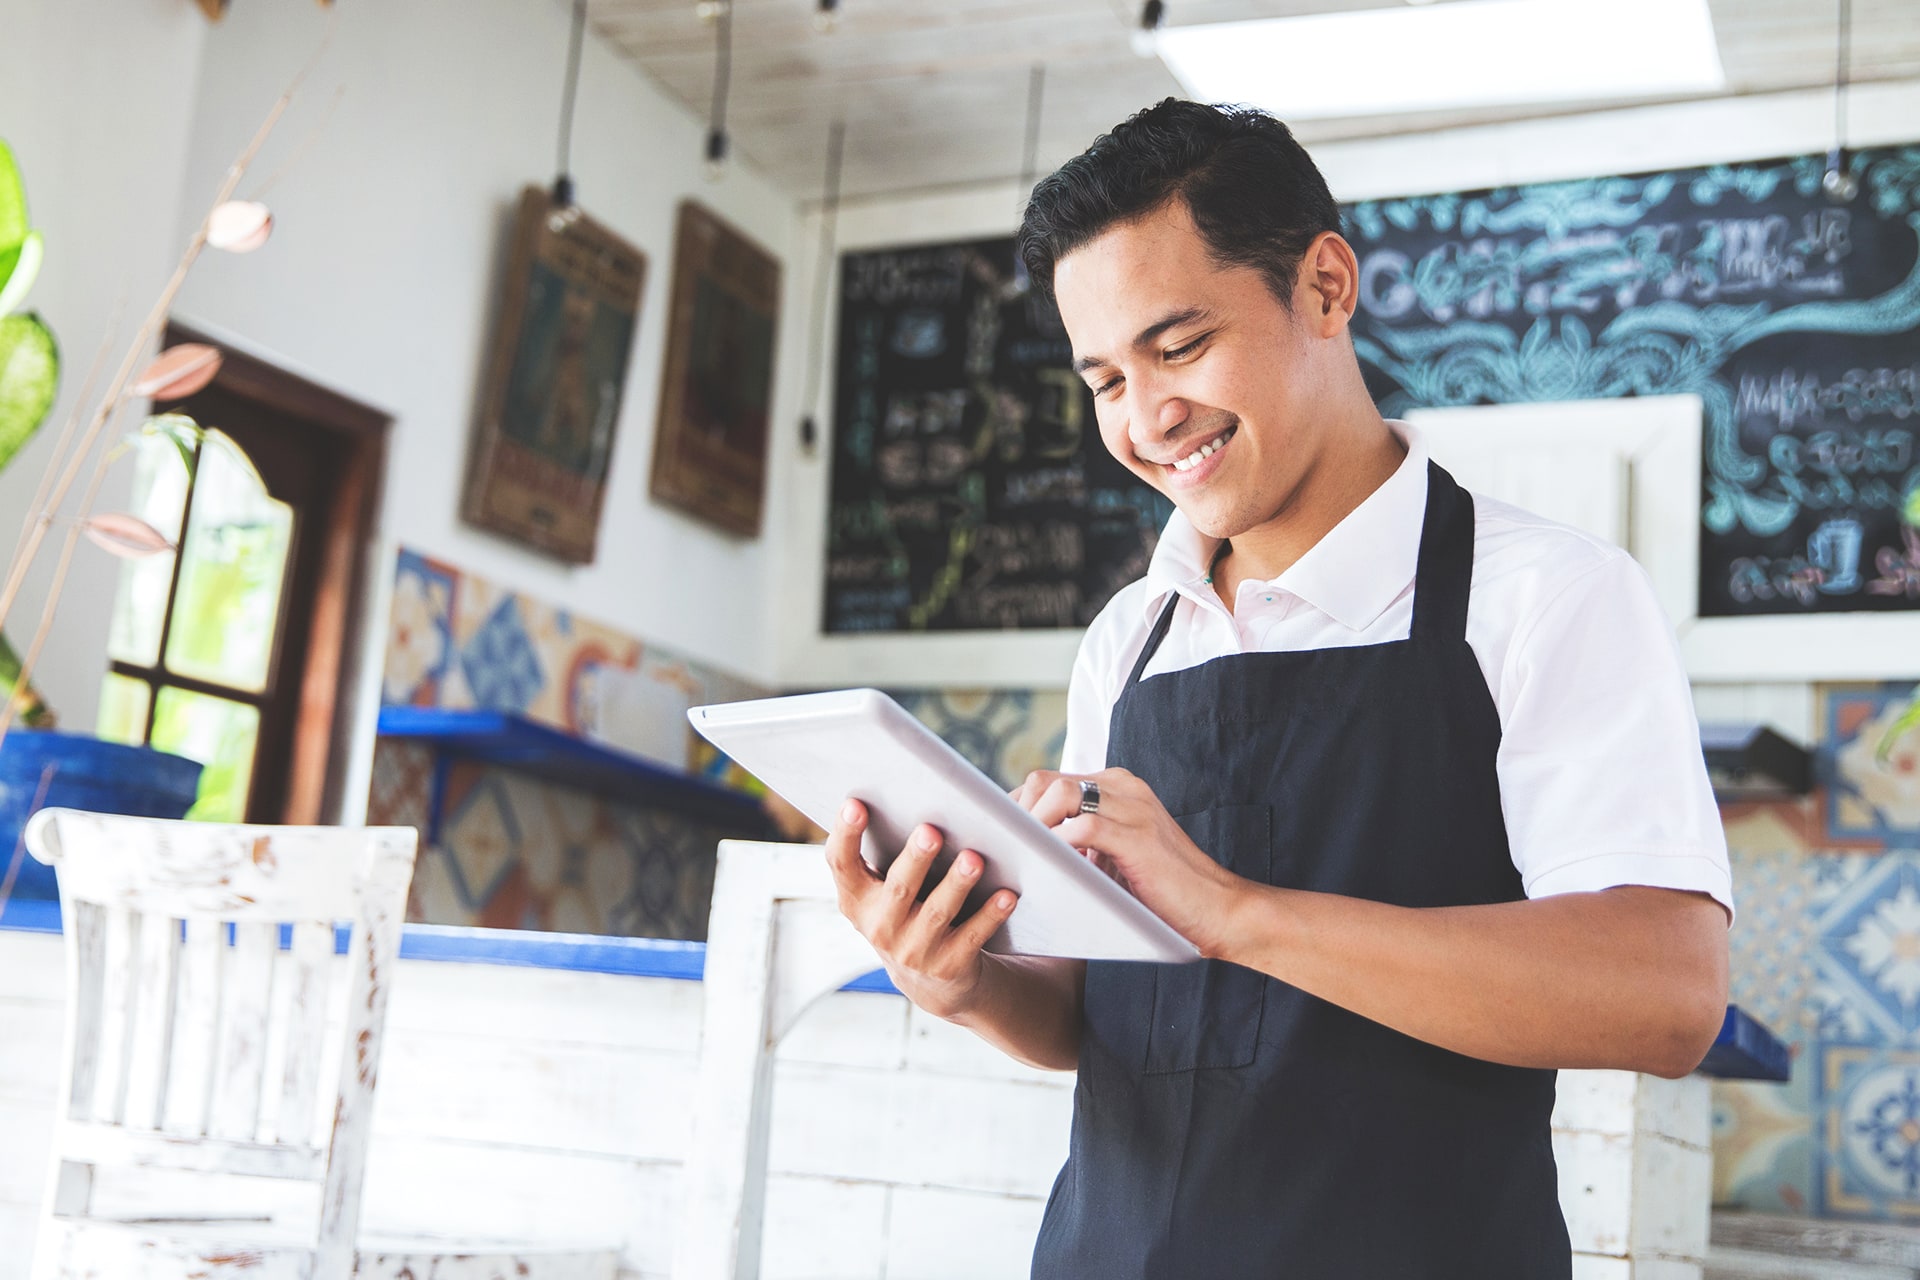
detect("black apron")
[1032,462,1570,1279]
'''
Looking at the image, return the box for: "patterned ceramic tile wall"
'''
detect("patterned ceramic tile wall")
[1713,682,1920,1224]
[888,690,1070,791]
[373,548,768,940]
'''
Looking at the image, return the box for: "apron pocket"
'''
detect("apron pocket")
[1144,803,1273,1074]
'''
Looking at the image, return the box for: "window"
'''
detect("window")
[97,324,389,824]
[98,432,295,821]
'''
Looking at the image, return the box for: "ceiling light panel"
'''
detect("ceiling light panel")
[1154,0,1725,121]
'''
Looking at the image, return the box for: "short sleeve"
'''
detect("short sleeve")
[1496,551,1733,918]
[1057,583,1152,774]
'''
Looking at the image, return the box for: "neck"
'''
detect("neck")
[1212,412,1406,603]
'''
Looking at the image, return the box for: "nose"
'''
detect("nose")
[1126,375,1190,457]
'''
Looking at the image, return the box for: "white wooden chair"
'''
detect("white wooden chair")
[23,806,616,1280]
[672,840,882,1280]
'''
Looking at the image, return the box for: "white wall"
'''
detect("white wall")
[772,77,1920,693]
[157,0,802,818]
[0,0,208,731]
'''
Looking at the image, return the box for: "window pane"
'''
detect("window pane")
[105,437,191,667]
[95,673,151,746]
[164,439,293,694]
[150,687,259,823]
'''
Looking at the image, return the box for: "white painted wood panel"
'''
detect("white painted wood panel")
[0,927,1718,1278]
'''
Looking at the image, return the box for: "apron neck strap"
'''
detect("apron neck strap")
[1409,460,1475,645]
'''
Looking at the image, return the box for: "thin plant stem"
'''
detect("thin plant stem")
[0,60,314,745]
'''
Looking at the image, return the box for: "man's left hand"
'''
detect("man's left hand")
[1014,768,1246,957]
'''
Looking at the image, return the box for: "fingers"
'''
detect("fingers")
[882,822,945,914]
[952,883,1018,954]
[1030,775,1101,830]
[824,799,880,900]
[915,846,983,935]
[1011,770,1059,813]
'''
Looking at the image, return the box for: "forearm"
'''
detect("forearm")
[1216,884,1728,1077]
[947,954,1085,1072]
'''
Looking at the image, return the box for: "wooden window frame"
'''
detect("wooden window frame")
[141,321,390,824]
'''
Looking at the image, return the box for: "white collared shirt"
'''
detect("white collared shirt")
[1061,420,1734,914]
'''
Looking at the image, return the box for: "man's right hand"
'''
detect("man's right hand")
[824,798,1018,1021]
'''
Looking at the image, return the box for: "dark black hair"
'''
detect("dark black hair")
[1017,98,1342,306]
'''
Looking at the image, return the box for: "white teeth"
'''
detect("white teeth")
[1171,428,1232,472]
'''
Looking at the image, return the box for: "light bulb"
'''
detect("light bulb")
[814,0,839,32]
[694,0,728,21]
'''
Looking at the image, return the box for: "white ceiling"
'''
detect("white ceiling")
[587,0,1920,203]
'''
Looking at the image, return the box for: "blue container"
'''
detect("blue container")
[0,731,203,901]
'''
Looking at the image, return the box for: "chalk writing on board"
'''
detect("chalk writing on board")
[825,236,1170,634]
[1347,146,1920,616]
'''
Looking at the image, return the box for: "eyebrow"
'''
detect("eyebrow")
[1071,306,1215,375]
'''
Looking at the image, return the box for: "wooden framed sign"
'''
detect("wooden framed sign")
[649,201,781,538]
[462,185,646,563]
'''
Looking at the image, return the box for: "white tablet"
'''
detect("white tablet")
[688,689,1200,963]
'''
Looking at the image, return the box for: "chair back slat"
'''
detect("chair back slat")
[23,808,417,1277]
[91,906,138,1125]
[276,920,333,1145]
[62,902,105,1125]
[210,921,277,1142]
[42,817,374,922]
[164,917,223,1137]
[123,912,179,1131]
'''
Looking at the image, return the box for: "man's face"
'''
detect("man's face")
[1053,200,1338,541]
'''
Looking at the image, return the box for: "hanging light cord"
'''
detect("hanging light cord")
[1019,64,1046,203]
[800,121,847,449]
[1833,0,1852,155]
[709,2,734,147]
[554,0,587,204]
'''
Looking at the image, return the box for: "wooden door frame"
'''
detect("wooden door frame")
[163,322,390,825]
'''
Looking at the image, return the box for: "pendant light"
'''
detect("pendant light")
[815,0,841,34]
[551,0,588,212]
[1132,0,1164,57]
[798,121,847,456]
[706,0,733,180]
[1822,0,1858,203]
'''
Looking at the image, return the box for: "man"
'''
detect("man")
[824,99,1731,1277]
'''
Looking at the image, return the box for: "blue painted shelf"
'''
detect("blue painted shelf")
[1698,1004,1792,1082]
[376,706,772,835]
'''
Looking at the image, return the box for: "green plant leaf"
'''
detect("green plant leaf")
[0,229,43,316]
[141,412,205,478]
[0,139,26,259]
[0,628,55,729]
[0,311,58,472]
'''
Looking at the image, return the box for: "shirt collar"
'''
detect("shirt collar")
[1140,419,1430,631]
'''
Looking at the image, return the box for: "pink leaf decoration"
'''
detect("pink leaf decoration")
[133,344,222,401]
[207,201,273,253]
[82,513,176,559]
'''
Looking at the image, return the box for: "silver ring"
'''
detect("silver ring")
[1077,779,1101,816]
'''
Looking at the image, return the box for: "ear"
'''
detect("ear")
[1298,231,1360,338]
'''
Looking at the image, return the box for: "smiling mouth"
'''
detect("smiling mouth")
[1163,423,1237,473]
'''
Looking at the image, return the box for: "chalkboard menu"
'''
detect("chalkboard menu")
[823,238,1172,632]
[824,147,1920,632]
[1346,146,1920,617]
